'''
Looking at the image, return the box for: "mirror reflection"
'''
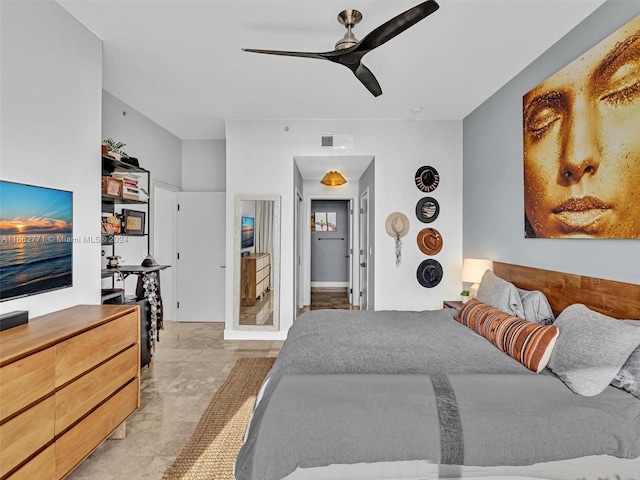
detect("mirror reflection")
[234,195,280,331]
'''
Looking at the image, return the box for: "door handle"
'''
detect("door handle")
[220,266,226,268]
[360,262,366,267]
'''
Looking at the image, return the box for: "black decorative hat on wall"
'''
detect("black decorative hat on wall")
[415,165,439,193]
[415,196,440,223]
[416,259,443,288]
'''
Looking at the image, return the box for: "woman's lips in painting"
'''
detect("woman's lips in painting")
[552,196,611,230]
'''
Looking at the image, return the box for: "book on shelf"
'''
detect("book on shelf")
[112,171,143,200]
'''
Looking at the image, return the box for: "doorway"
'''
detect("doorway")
[310,199,354,309]
[176,192,226,322]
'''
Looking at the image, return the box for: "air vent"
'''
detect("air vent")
[321,135,334,147]
[320,133,354,149]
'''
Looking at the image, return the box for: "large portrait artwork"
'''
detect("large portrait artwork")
[523,15,640,239]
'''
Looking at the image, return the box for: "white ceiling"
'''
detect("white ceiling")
[58,0,604,142]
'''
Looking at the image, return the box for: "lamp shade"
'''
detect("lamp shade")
[461,258,493,284]
[320,171,347,186]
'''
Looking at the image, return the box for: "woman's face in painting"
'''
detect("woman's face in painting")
[523,15,640,238]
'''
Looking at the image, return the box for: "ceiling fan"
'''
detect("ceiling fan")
[242,0,440,97]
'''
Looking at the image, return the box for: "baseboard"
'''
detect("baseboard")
[310,282,349,288]
[224,329,287,340]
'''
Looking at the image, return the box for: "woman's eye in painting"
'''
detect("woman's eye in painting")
[525,105,562,140]
[601,62,640,106]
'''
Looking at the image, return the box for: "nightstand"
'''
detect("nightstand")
[443,300,464,312]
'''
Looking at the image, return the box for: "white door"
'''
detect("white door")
[359,190,368,310]
[348,199,354,305]
[176,192,226,322]
[152,183,178,321]
[295,189,303,316]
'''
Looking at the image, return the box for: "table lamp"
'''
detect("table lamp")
[461,258,493,299]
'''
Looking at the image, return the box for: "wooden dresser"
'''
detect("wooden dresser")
[0,305,140,479]
[241,253,271,306]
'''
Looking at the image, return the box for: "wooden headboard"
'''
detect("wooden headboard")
[493,262,640,320]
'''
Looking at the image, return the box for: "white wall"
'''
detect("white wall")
[103,91,182,188]
[463,0,640,284]
[0,0,102,317]
[225,119,463,339]
[102,91,182,296]
[182,139,226,192]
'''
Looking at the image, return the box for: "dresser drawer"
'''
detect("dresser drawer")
[55,378,139,479]
[256,264,269,283]
[6,444,55,480]
[0,347,55,422]
[0,395,55,477]
[256,254,269,271]
[55,345,139,434]
[55,312,138,387]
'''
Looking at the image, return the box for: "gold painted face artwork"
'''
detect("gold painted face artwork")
[523,15,640,238]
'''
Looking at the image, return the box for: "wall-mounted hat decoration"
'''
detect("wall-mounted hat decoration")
[415,165,439,193]
[415,196,440,223]
[416,259,443,288]
[385,212,409,266]
[417,227,443,255]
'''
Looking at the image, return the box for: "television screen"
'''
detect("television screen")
[0,180,73,301]
[241,216,254,249]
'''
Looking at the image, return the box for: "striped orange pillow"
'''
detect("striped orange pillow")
[457,298,559,373]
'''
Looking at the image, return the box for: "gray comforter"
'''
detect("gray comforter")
[235,309,640,480]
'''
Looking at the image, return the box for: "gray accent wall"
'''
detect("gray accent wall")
[310,200,350,283]
[463,0,640,284]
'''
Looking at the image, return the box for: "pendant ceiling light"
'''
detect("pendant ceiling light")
[320,171,347,186]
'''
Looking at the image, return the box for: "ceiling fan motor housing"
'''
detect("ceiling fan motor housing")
[335,9,362,50]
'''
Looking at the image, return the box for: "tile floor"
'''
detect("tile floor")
[68,288,354,480]
[300,287,359,313]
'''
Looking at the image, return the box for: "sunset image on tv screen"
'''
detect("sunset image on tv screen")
[0,180,73,301]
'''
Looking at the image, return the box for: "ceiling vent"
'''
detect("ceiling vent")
[320,133,354,149]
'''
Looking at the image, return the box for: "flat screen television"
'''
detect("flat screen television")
[0,180,73,302]
[241,216,255,249]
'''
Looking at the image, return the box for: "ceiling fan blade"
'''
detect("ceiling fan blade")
[242,48,326,61]
[355,0,439,53]
[354,63,382,97]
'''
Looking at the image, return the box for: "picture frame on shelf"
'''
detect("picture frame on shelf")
[121,209,146,235]
[102,176,123,197]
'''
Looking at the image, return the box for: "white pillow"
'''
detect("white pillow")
[476,270,525,319]
[517,288,555,325]
[547,304,640,396]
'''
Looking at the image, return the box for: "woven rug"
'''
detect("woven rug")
[162,356,276,480]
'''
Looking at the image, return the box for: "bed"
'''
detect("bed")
[234,263,640,480]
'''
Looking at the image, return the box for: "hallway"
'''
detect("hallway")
[299,287,359,314]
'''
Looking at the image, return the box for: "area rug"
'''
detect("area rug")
[162,356,276,480]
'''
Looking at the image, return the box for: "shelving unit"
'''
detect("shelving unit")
[101,155,150,298]
[100,155,156,368]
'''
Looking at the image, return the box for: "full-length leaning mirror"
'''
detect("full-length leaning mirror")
[233,194,281,331]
